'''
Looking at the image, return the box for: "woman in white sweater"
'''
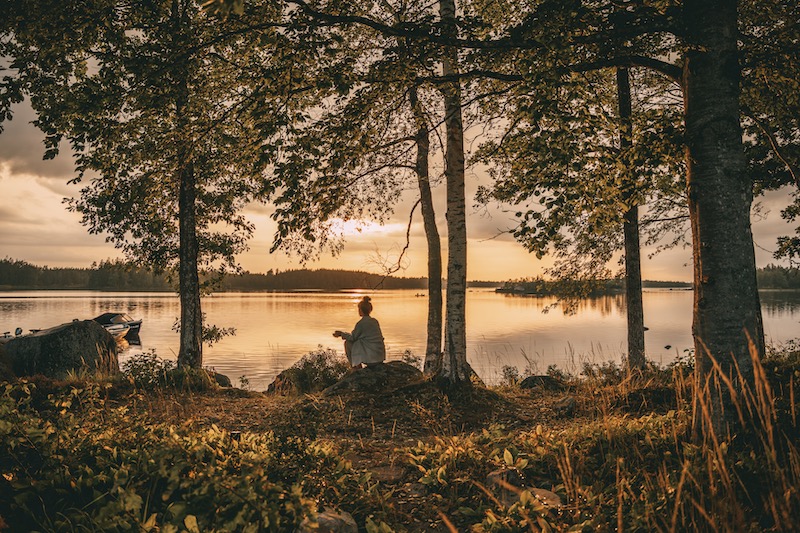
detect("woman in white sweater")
[333,296,386,367]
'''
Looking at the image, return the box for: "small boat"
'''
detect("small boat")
[93,313,142,337]
[103,323,131,342]
[0,327,24,344]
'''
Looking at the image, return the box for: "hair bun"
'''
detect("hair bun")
[362,296,371,302]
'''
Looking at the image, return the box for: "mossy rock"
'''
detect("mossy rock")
[3,320,118,379]
[322,361,423,397]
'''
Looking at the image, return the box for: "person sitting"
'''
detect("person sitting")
[333,296,386,367]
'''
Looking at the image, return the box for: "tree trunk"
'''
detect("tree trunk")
[177,159,203,368]
[173,0,203,369]
[617,67,646,371]
[683,0,764,435]
[438,0,474,383]
[409,87,443,373]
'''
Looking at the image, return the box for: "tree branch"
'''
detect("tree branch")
[371,198,421,289]
[744,111,800,189]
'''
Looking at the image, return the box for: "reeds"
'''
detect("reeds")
[552,342,800,532]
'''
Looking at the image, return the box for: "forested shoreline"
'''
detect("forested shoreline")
[4,257,800,292]
[0,258,428,291]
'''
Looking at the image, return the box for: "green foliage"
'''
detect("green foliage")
[0,258,427,291]
[0,381,385,531]
[279,346,351,394]
[220,268,428,291]
[397,351,800,531]
[121,351,176,389]
[400,350,422,370]
[499,365,520,387]
[121,352,220,392]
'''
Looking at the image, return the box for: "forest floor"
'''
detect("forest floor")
[4,354,799,532]
[118,369,678,531]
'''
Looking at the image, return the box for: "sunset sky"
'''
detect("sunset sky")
[1,101,795,282]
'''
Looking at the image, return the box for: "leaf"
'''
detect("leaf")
[142,513,158,531]
[503,449,514,466]
[184,515,200,533]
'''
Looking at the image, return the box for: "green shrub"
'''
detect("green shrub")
[280,346,350,394]
[499,365,520,387]
[121,351,218,392]
[401,349,422,370]
[121,350,176,389]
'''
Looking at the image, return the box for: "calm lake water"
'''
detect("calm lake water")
[2,289,799,388]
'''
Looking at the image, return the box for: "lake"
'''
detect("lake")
[2,288,799,389]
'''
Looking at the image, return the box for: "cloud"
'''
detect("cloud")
[0,102,75,179]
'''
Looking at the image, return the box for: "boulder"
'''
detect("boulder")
[298,509,357,533]
[210,371,232,388]
[0,345,13,381]
[322,361,423,397]
[267,370,301,395]
[3,320,119,378]
[266,348,350,395]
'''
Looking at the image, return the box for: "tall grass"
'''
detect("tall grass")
[548,345,800,531]
[408,347,799,531]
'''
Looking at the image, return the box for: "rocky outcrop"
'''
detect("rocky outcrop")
[322,361,423,397]
[3,320,119,378]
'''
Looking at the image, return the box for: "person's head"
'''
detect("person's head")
[357,296,373,316]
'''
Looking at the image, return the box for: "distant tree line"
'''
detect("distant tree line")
[757,264,800,289]
[0,258,91,289]
[0,258,427,291]
[497,268,800,295]
[0,258,172,291]
[219,269,427,291]
[6,258,800,292]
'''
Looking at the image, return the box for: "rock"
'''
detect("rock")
[322,361,423,397]
[3,320,119,378]
[0,345,13,381]
[552,396,577,417]
[267,370,301,395]
[299,509,357,533]
[210,371,232,387]
[519,375,565,391]
[266,348,350,395]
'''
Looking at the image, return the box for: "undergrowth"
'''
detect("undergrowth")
[0,381,385,531]
[0,346,798,531]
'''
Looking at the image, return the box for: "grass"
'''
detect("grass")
[1,346,799,531]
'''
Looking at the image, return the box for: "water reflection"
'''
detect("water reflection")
[759,290,800,317]
[1,289,799,388]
